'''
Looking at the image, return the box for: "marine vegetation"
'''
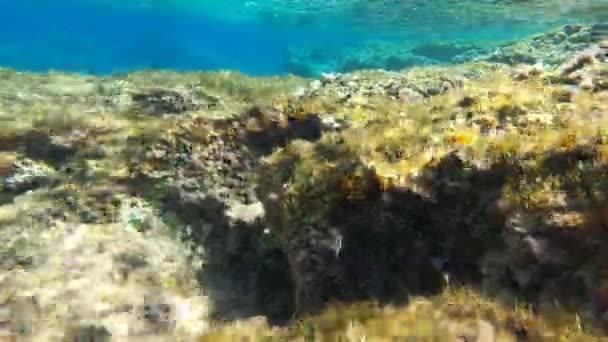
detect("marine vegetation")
[0,24,607,340]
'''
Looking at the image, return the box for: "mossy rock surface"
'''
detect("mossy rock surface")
[0,24,607,339]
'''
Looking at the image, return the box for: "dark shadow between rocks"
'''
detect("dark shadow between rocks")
[251,133,608,336]
[253,141,455,316]
[241,106,325,156]
[126,106,329,324]
[316,150,514,310]
[63,324,111,342]
[21,130,78,166]
[0,192,15,206]
[126,111,307,325]
[500,146,608,322]
[161,189,295,325]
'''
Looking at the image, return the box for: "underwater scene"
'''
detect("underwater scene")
[1,0,608,340]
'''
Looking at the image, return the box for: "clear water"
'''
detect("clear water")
[0,0,605,76]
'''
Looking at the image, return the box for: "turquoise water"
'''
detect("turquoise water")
[0,0,605,76]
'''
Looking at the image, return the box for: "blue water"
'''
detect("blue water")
[0,0,603,76]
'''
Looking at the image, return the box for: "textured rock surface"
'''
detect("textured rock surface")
[284,25,599,78]
[285,40,490,77]
[2,158,56,192]
[483,25,594,67]
[0,23,607,339]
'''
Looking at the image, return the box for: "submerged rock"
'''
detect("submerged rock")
[0,21,607,338]
[483,25,594,67]
[2,158,56,192]
[22,130,78,164]
[285,40,488,77]
[411,42,489,63]
[131,89,194,116]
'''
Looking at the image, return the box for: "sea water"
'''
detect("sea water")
[0,0,605,76]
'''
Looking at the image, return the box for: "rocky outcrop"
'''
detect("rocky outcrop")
[292,68,466,110]
[284,41,489,77]
[116,52,608,334]
[284,43,439,77]
[128,113,297,322]
[554,45,608,92]
[483,25,593,67]
[284,25,599,78]
[129,87,222,117]
[411,42,488,64]
[131,89,195,116]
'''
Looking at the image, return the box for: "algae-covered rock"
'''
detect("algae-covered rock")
[483,25,594,67]
[411,41,489,63]
[130,88,195,116]
[249,42,608,335]
[0,22,607,339]
[22,129,79,164]
[285,40,489,77]
[2,158,56,193]
[256,138,450,315]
